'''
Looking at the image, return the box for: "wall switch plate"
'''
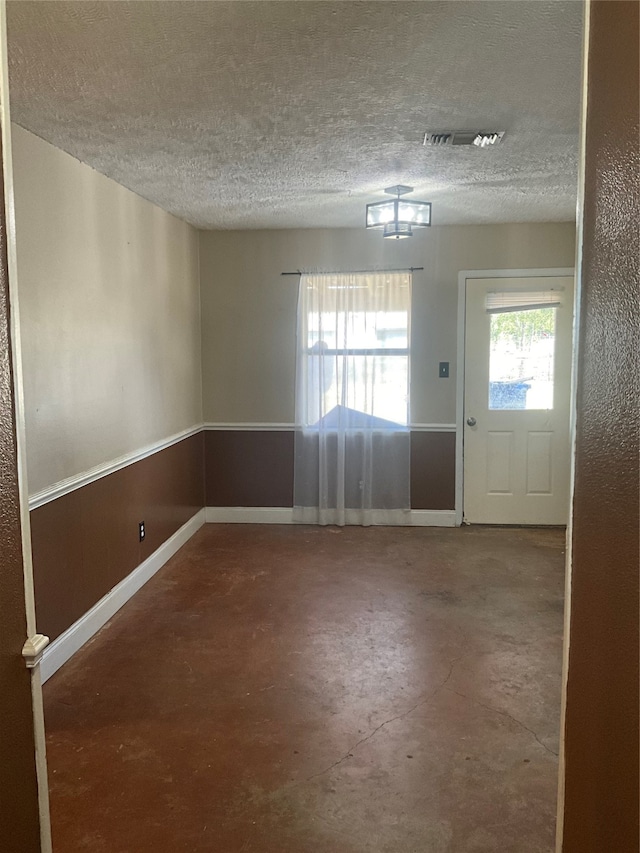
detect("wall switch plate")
[439,361,450,378]
[139,521,146,542]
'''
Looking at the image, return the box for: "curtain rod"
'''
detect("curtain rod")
[281,267,424,276]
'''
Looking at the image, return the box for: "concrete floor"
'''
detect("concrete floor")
[43,524,565,853]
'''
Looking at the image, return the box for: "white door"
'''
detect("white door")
[463,275,574,525]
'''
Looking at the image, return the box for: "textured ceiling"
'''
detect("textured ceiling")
[7,1,583,229]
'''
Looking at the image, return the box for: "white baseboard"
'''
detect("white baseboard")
[205,506,294,524]
[409,510,456,527]
[205,507,456,527]
[40,508,206,683]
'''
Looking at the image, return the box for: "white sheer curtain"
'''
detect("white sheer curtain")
[293,271,411,526]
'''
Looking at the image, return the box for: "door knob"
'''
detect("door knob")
[466,416,477,427]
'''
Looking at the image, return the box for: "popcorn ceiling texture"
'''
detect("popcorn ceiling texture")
[7,1,582,229]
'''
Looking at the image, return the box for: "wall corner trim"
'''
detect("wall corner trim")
[203,422,456,433]
[22,633,50,668]
[204,422,295,431]
[205,507,456,527]
[29,424,204,510]
[40,508,205,682]
[410,424,456,433]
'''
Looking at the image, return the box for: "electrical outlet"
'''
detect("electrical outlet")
[439,361,450,378]
[139,521,146,542]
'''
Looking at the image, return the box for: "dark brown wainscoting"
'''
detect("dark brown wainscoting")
[205,430,295,507]
[30,432,205,643]
[204,429,455,511]
[410,432,456,510]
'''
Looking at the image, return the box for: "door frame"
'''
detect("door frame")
[455,267,575,526]
[0,3,53,848]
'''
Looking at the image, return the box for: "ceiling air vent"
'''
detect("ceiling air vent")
[423,131,505,147]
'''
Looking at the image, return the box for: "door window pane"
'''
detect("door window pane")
[489,308,556,410]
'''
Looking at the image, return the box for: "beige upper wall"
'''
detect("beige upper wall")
[12,125,202,495]
[11,122,575,493]
[199,224,576,425]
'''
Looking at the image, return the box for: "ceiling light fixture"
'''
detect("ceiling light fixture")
[365,185,432,239]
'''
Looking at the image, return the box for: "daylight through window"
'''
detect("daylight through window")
[298,272,411,429]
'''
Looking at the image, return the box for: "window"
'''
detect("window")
[298,271,411,428]
[486,289,562,411]
[293,270,412,526]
